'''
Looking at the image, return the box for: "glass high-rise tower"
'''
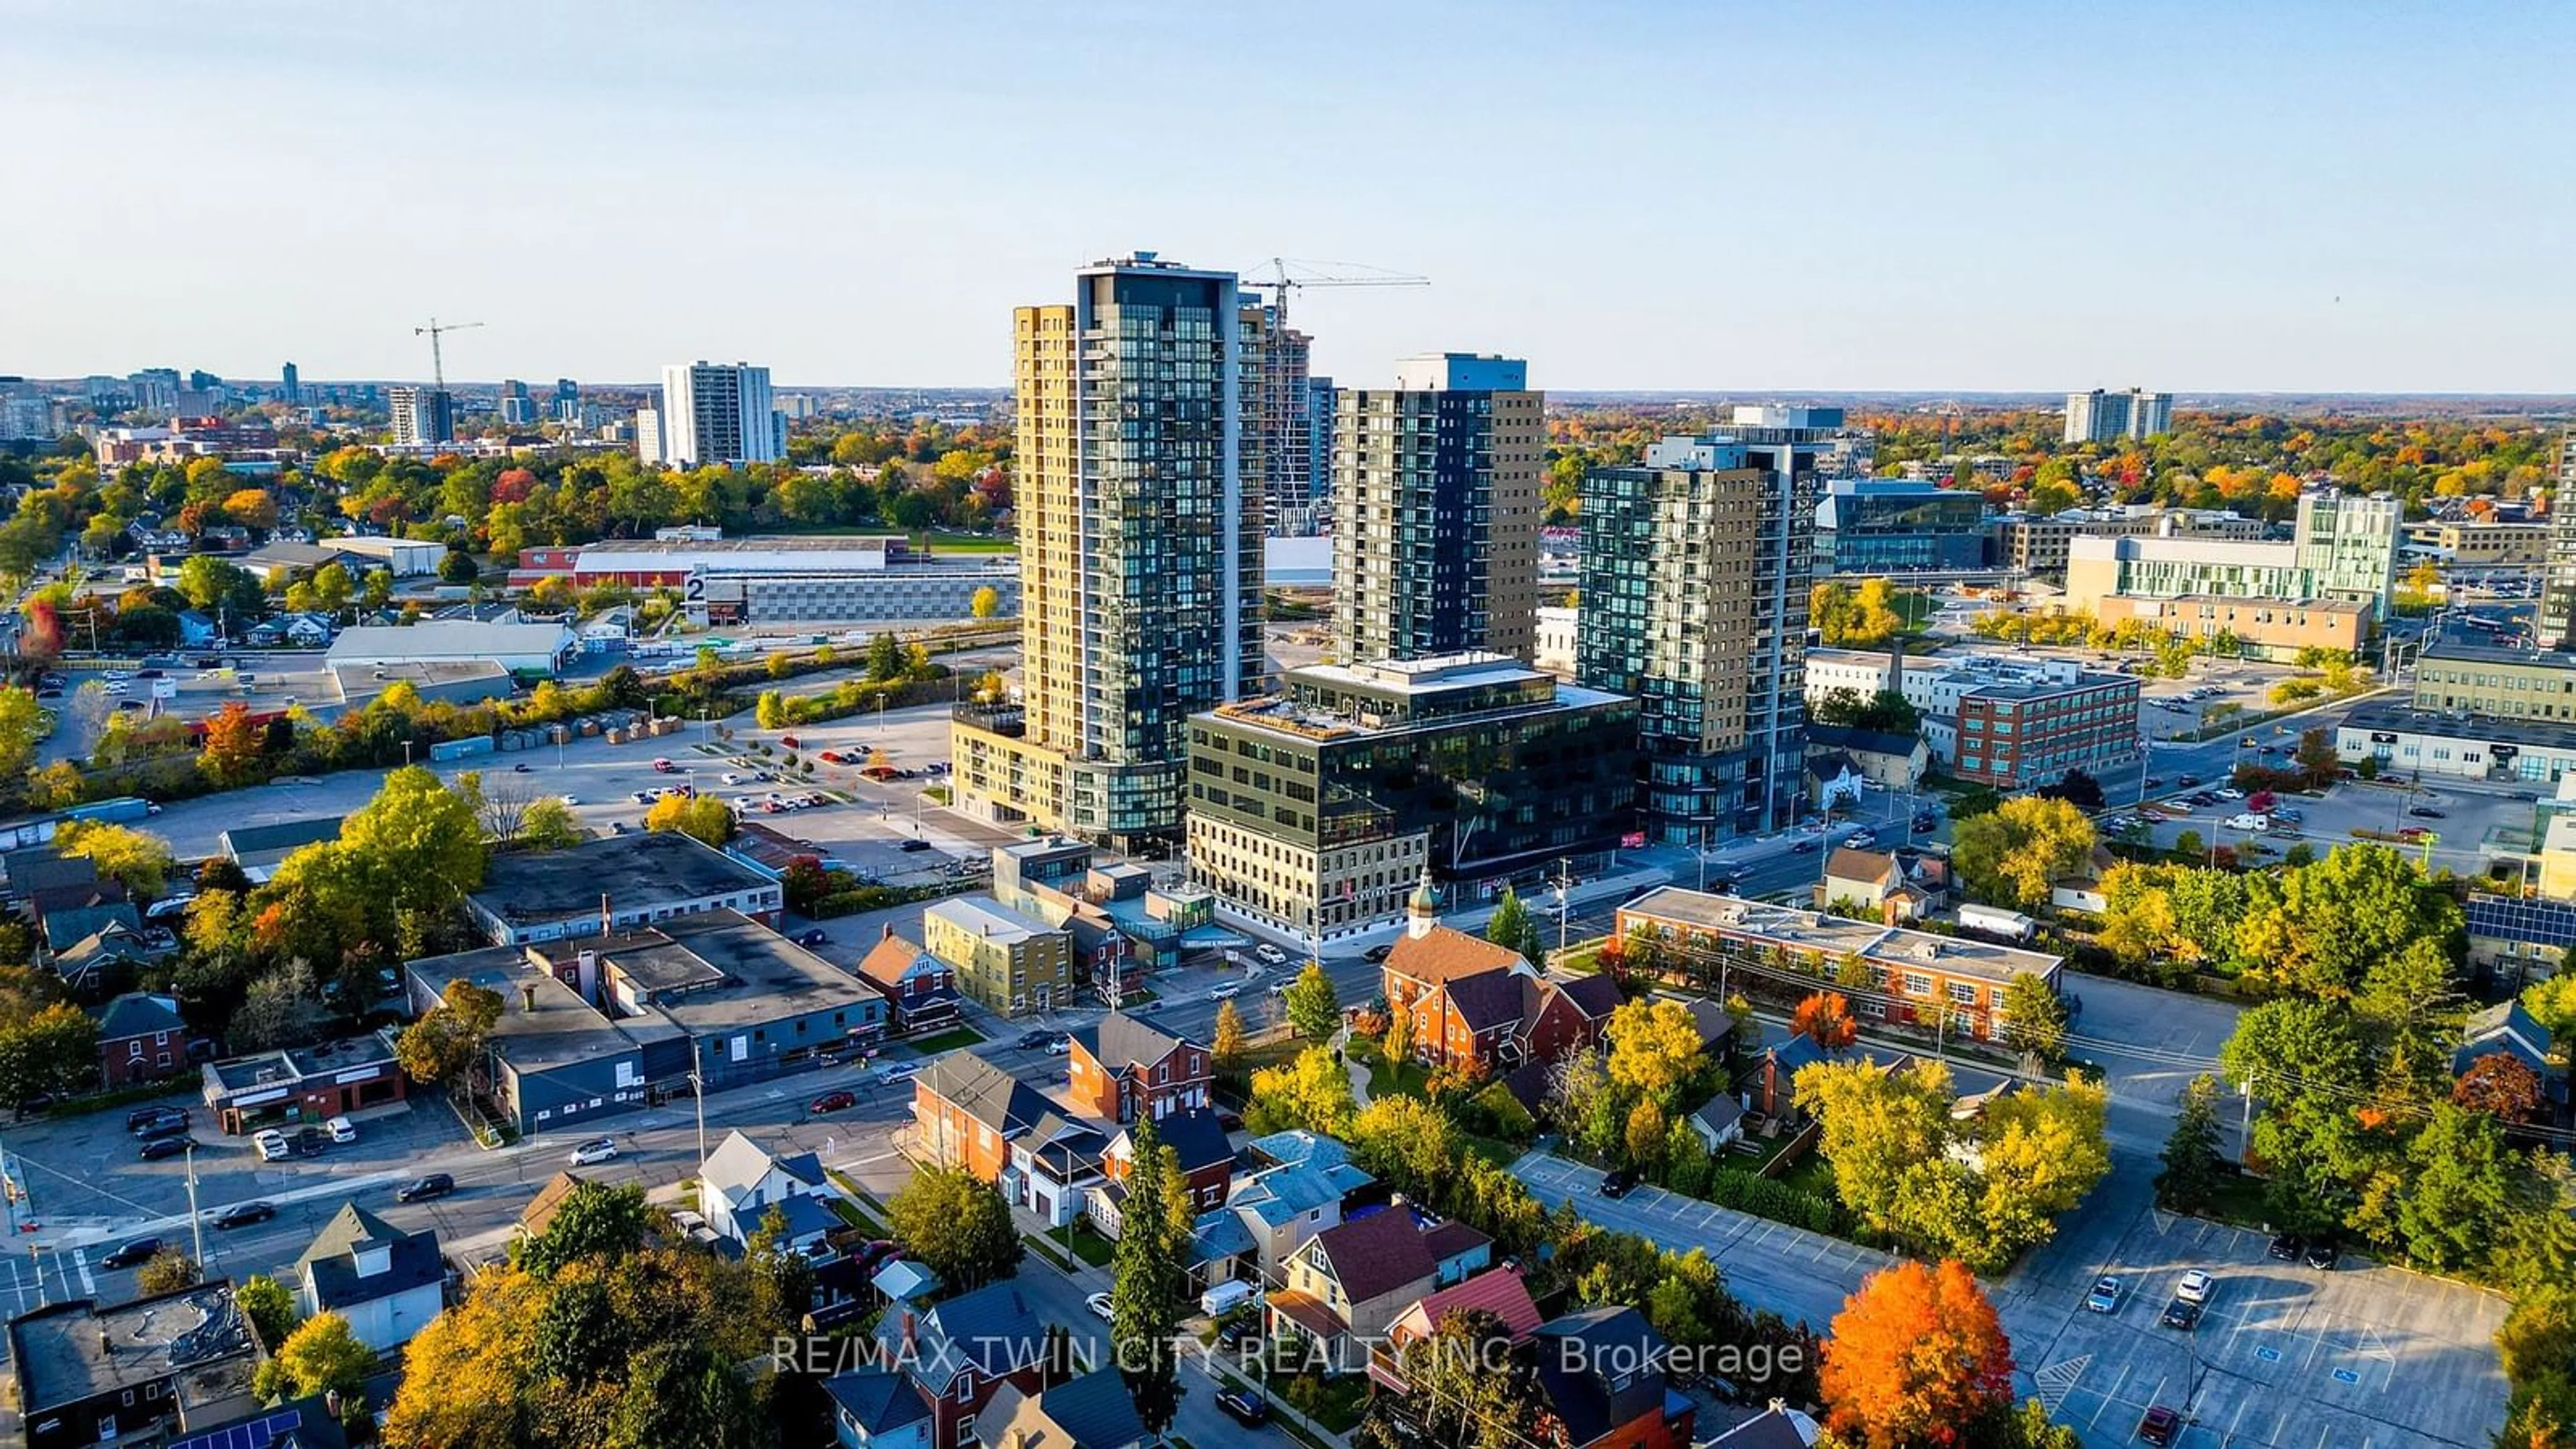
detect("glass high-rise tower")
[949,253,1265,854]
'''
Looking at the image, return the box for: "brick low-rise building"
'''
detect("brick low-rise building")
[1380,885,1623,1074]
[1066,1012,1210,1124]
[93,992,190,1089]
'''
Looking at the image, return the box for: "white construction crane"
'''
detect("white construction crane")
[1238,257,1428,329]
[413,316,485,389]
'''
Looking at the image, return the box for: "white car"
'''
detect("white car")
[568,1136,620,1165]
[2214,787,2246,801]
[559,794,579,806]
[1086,1291,1115,1322]
[722,773,745,786]
[2222,813,2270,832]
[1045,1037,1071,1056]
[1254,944,1287,965]
[325,1115,358,1144]
[878,1061,919,1085]
[253,1129,292,1163]
[1210,985,1241,1002]
[2176,1269,2215,1303]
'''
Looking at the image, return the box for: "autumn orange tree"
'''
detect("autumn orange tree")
[1819,1259,2013,1448]
[198,700,266,788]
[2455,1054,2545,1123]
[1790,991,1858,1052]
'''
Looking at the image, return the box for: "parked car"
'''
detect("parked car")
[1016,1030,1053,1050]
[878,1061,918,1085]
[1599,1168,1637,1199]
[1045,1036,1071,1055]
[101,1238,164,1270]
[2408,806,2446,819]
[1790,839,1817,854]
[1210,984,1240,1002]
[809,1090,857,1114]
[2159,1297,2202,1331]
[1254,943,1287,965]
[2266,1233,2303,1262]
[1215,1390,1271,1427]
[2084,1275,2122,1313]
[130,1107,189,1136]
[1216,1315,1260,1349]
[135,1114,192,1142]
[1086,1291,1115,1322]
[796,928,830,947]
[899,839,933,853]
[2178,773,2201,786]
[254,1128,292,1163]
[1363,943,1394,963]
[568,1136,620,1166]
[397,1173,455,1203]
[139,1135,194,1161]
[213,1201,276,1230]
[325,1115,358,1144]
[2175,1269,2214,1303]
[2304,1240,2339,1271]
[2139,1405,2182,1447]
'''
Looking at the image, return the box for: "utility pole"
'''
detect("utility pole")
[2239,1075,2257,1163]
[687,1068,708,1169]
[184,1144,204,1267]
[1552,857,1572,968]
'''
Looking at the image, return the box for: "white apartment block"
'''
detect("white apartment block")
[657,362,780,467]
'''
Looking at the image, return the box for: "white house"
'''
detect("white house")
[700,1129,844,1249]
[293,1202,445,1353]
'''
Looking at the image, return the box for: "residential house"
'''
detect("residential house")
[1424,1220,1495,1286]
[1685,1092,1746,1152]
[1803,724,1929,793]
[911,1053,1055,1183]
[2466,893,2576,985]
[2455,1001,2567,1109]
[973,1369,1150,1449]
[1746,1036,1835,1123]
[1188,1208,1258,1291]
[1804,751,1867,812]
[1090,1107,1233,1238]
[853,926,962,1035]
[218,816,347,885]
[700,1129,844,1250]
[875,1283,1049,1449]
[1067,1012,1211,1124]
[1813,848,1948,924]
[1528,1307,1695,1449]
[1009,1110,1108,1228]
[824,1369,936,1449]
[294,1203,445,1353]
[92,992,189,1088]
[2049,845,2123,916]
[1381,906,1623,1074]
[38,900,152,988]
[517,1170,591,1241]
[1228,1131,1379,1283]
[1368,1267,1544,1393]
[1266,1208,1442,1374]
[1707,1404,1823,1447]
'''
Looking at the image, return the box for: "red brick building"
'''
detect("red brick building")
[910,1054,1053,1184]
[1099,1106,1234,1218]
[1529,1307,1695,1449]
[93,994,189,1089]
[1066,1012,1210,1124]
[852,926,961,1035]
[1381,910,1623,1075]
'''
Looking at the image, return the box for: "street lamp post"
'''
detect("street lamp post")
[686,1067,708,1169]
[184,1144,204,1267]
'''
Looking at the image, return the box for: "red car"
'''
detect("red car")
[779,735,800,749]
[2138,1405,2180,1446]
[809,1090,856,1114]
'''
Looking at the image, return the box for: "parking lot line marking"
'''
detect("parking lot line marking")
[74,1249,93,1297]
[2087,1364,2132,1428]
[2226,1394,2251,1440]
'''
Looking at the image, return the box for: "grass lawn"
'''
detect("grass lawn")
[1362,1052,1432,1101]
[2194,1173,2275,1230]
[917,531,1016,553]
[1043,1220,1116,1267]
[1893,590,1937,629]
[1270,1370,1369,1433]
[908,1026,987,1054]
[1774,1153,1837,1200]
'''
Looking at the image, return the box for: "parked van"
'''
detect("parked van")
[1199,1279,1263,1318]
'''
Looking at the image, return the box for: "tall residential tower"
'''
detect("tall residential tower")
[1330,354,1542,664]
[950,254,1265,853]
[656,362,779,467]
[2542,434,2576,648]
[2064,387,2173,444]
[1577,407,1831,845]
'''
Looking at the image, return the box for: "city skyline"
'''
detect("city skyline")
[5,1,2571,392]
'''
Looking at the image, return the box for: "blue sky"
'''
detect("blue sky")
[3,0,2569,392]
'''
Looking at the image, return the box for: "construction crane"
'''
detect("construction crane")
[413,317,485,390]
[1238,257,1427,329]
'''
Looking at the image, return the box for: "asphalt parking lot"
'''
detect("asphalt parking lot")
[2132,775,2536,879]
[2003,1192,2508,1448]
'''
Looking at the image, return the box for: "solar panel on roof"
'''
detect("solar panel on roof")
[167,1407,307,1449]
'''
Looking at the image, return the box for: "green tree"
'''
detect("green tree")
[605,1340,761,1449]
[1356,1309,1538,1449]
[1244,1046,1356,1138]
[1108,1118,1189,1432]
[0,1000,97,1105]
[2399,1103,2520,1272]
[645,792,735,847]
[253,1311,374,1404]
[0,686,46,782]
[396,978,506,1084]
[137,1248,203,1296]
[341,765,490,919]
[753,690,788,731]
[1282,959,1340,1042]
[1950,796,2096,912]
[2235,843,2462,1000]
[517,797,584,851]
[865,631,905,682]
[439,548,481,584]
[237,1273,301,1347]
[886,1163,1022,1289]
[229,961,328,1053]
[1999,973,2069,1069]
[2155,1075,2227,1211]
[1487,888,1544,964]
[745,1203,816,1332]
[513,1181,651,1278]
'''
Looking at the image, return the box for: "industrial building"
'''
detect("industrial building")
[1184,653,1636,943]
[1803,649,2139,788]
[323,620,578,676]
[405,911,884,1134]
[466,830,785,946]
[509,533,1018,624]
